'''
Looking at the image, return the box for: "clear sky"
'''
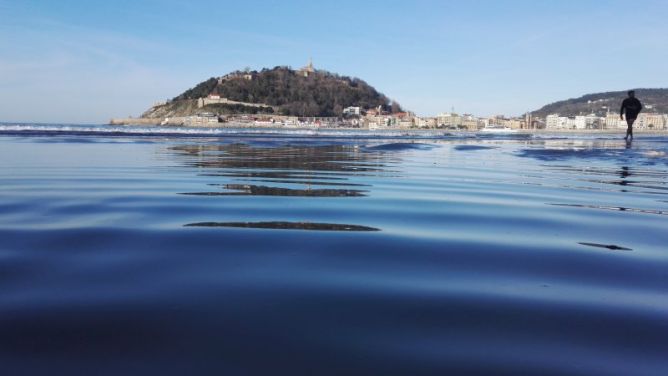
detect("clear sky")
[1,0,667,123]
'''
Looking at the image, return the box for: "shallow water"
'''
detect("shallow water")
[1,124,668,375]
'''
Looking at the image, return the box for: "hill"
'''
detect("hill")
[531,88,668,118]
[142,65,401,118]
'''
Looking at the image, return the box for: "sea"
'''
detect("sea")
[1,123,667,375]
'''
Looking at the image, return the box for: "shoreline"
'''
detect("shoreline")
[105,121,668,134]
[3,121,667,135]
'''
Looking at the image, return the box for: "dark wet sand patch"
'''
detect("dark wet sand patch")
[364,143,436,151]
[454,145,498,151]
[181,184,367,197]
[578,242,633,251]
[185,221,380,232]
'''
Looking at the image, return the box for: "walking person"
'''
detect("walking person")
[620,90,643,141]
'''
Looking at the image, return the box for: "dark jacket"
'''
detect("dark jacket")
[620,97,643,119]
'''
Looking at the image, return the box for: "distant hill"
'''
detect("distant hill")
[142,65,401,118]
[531,88,668,118]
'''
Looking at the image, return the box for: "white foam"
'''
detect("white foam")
[643,150,666,157]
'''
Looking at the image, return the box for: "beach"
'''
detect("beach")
[1,124,667,375]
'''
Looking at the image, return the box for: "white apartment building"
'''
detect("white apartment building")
[547,114,601,129]
[546,114,566,129]
[605,113,666,130]
[342,106,361,116]
[605,113,626,129]
[638,113,665,129]
[436,113,461,127]
[415,117,437,128]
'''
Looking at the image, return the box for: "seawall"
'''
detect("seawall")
[109,117,193,126]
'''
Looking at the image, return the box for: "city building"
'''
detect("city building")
[461,114,481,130]
[343,106,361,116]
[605,113,625,129]
[436,112,461,128]
[546,114,562,129]
[547,114,602,129]
[639,113,665,129]
[414,117,437,128]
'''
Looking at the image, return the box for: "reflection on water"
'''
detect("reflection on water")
[170,143,392,173]
[225,180,371,187]
[185,221,380,231]
[549,203,668,216]
[514,139,668,199]
[518,138,668,166]
[3,133,668,375]
[169,143,396,194]
[180,184,367,197]
[516,139,634,162]
[168,142,397,227]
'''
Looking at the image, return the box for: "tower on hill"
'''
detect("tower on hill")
[299,58,315,77]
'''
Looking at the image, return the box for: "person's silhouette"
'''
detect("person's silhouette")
[620,90,643,141]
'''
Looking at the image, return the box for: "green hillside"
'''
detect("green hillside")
[532,88,668,117]
[145,66,401,118]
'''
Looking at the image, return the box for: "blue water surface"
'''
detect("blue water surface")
[1,124,667,375]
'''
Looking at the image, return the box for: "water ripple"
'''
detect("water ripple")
[2,131,668,375]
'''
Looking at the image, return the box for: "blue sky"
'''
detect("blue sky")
[1,0,667,123]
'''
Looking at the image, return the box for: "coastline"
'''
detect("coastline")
[0,121,668,136]
[105,120,668,134]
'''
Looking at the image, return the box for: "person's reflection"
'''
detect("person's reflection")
[618,166,631,190]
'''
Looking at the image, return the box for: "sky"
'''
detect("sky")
[1,0,668,123]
